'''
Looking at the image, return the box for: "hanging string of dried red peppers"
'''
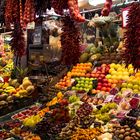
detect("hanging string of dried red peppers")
[51,0,85,22]
[123,2,140,70]
[11,21,25,58]
[20,0,24,28]
[5,0,19,28]
[68,0,85,22]
[61,16,81,65]
[101,0,112,16]
[23,0,35,29]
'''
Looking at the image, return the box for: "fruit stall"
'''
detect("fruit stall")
[0,0,140,140]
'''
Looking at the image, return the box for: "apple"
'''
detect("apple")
[132,79,139,85]
[101,87,107,91]
[121,88,127,92]
[100,74,105,78]
[102,79,108,83]
[106,87,111,92]
[121,83,127,88]
[133,85,139,90]
[98,82,102,86]
[97,86,102,90]
[103,83,108,87]
[133,89,139,93]
[127,83,133,89]
[106,74,111,79]
[98,77,103,82]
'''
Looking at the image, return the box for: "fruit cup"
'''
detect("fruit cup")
[3,76,9,83]
[129,97,139,109]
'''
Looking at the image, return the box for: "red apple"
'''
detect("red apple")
[98,77,103,82]
[101,64,107,67]
[98,82,102,86]
[103,83,108,87]
[103,78,108,83]
[101,87,107,91]
[86,73,91,78]
[100,74,105,79]
[106,87,111,92]
[97,86,102,90]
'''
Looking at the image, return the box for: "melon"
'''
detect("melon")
[90,46,97,54]
[79,53,89,63]
[85,45,93,53]
[88,53,101,63]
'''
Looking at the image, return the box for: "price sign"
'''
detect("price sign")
[122,7,130,28]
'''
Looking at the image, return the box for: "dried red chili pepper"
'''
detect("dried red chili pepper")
[51,0,68,15]
[11,22,25,58]
[68,0,85,22]
[61,16,81,65]
[23,0,35,29]
[5,0,19,28]
[123,2,140,70]
[20,0,24,28]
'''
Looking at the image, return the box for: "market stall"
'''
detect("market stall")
[0,0,140,140]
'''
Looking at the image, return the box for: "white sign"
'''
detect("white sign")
[122,7,129,28]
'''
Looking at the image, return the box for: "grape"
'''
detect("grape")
[76,102,93,118]
[119,117,136,128]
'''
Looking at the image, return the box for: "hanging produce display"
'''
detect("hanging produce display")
[19,0,24,28]
[123,2,140,70]
[67,0,85,22]
[23,0,35,29]
[51,0,68,15]
[101,0,112,16]
[61,16,81,65]
[11,22,25,59]
[51,0,85,22]
[4,0,19,28]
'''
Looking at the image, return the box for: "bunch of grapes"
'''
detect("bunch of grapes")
[127,108,140,118]
[76,102,93,118]
[119,117,136,128]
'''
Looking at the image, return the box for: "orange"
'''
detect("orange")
[112,84,117,88]
[108,79,113,83]
[92,89,97,94]
[112,80,118,84]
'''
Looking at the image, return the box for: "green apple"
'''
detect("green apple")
[121,88,127,92]
[86,78,90,81]
[75,87,79,90]
[133,89,139,93]
[72,87,75,90]
[79,87,83,90]
[85,81,89,83]
[133,85,139,90]
[127,83,133,89]
[106,74,111,79]
[88,85,93,89]
[121,83,127,88]
[76,84,80,87]
[132,79,139,85]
